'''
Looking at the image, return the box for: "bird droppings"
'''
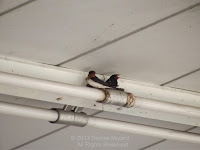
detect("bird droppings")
[56,97,62,101]
[94,104,96,107]
[110,23,114,27]
[93,24,115,42]
[117,107,122,111]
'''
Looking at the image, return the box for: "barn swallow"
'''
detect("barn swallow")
[106,74,119,88]
[106,74,124,91]
[86,71,111,89]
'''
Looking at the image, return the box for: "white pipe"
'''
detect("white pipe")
[0,72,105,101]
[0,102,58,121]
[134,97,200,118]
[0,72,200,118]
[123,80,200,108]
[0,101,200,144]
[88,117,200,144]
[0,56,199,108]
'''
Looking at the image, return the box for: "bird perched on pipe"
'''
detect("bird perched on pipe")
[86,71,124,91]
[106,74,119,88]
[106,74,124,91]
[86,71,111,89]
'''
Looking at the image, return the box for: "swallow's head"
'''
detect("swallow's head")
[114,74,120,80]
[87,71,96,79]
[115,74,119,80]
[110,74,120,80]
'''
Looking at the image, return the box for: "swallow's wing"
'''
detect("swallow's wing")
[106,78,112,83]
[92,77,109,86]
[106,75,118,87]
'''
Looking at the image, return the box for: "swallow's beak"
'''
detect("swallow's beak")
[86,75,90,80]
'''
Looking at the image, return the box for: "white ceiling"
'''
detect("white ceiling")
[146,128,200,150]
[167,70,200,92]
[16,126,161,150]
[64,5,200,85]
[0,0,200,149]
[0,0,199,65]
[0,0,28,13]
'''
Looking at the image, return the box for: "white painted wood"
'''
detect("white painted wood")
[167,71,200,92]
[65,5,200,85]
[0,0,199,64]
[0,0,28,13]
[16,125,161,150]
[145,127,200,150]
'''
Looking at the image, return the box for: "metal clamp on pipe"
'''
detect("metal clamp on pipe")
[97,89,135,108]
[50,109,89,127]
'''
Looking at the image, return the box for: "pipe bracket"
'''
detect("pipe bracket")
[50,109,89,127]
[97,89,135,108]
